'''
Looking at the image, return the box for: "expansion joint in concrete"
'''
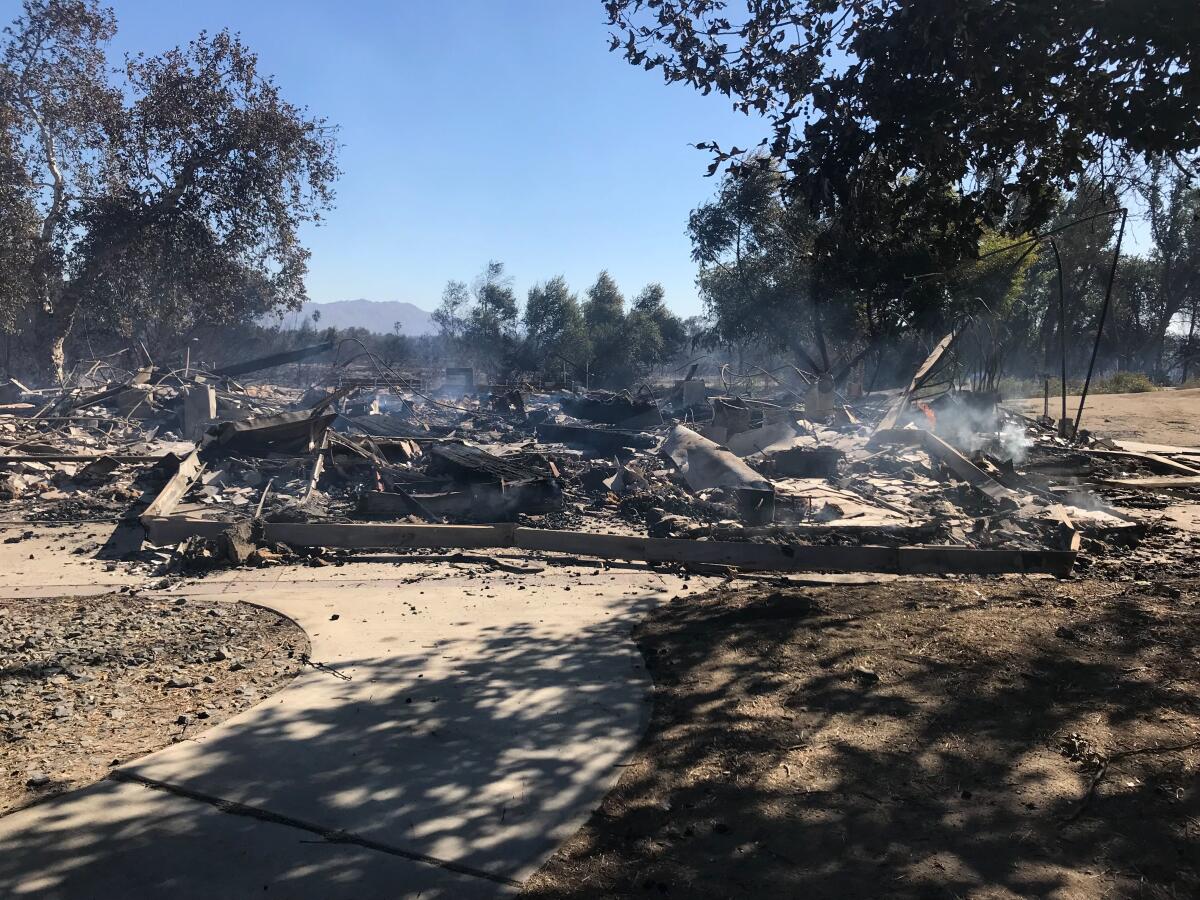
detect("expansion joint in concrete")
[108,770,522,888]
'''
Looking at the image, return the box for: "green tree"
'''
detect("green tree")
[688,164,819,367]
[583,270,624,333]
[462,260,518,376]
[522,275,590,378]
[1,0,120,377]
[1140,161,1200,372]
[1,2,338,379]
[0,125,38,336]
[605,0,1199,252]
[436,261,519,377]
[582,270,629,385]
[433,279,469,345]
[1008,181,1121,377]
[631,282,686,362]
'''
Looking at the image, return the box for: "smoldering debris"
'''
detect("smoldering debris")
[3,350,1197,578]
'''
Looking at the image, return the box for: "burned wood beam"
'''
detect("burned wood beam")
[213,409,337,456]
[870,428,1021,504]
[513,529,1074,576]
[761,447,843,478]
[427,441,547,483]
[141,450,205,519]
[212,341,335,378]
[0,453,166,464]
[534,422,657,454]
[1097,476,1200,490]
[139,517,1076,576]
[300,434,328,505]
[360,478,563,522]
[874,329,961,433]
[917,431,1022,504]
[561,391,659,427]
[1082,449,1200,478]
[1045,503,1082,552]
[143,518,515,549]
[54,366,155,414]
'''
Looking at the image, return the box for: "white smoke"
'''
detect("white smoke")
[919,396,1032,464]
[998,420,1033,464]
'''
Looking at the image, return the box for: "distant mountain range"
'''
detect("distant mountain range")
[276,299,436,335]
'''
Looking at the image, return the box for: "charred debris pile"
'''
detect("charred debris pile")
[2,338,1197,579]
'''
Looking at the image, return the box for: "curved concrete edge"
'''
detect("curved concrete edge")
[1,558,706,897]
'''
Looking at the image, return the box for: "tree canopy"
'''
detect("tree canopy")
[605,0,1199,251]
[433,264,686,388]
[0,0,338,379]
[523,275,591,375]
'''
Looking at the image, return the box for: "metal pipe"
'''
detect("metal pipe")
[1072,208,1128,439]
[1047,237,1068,427]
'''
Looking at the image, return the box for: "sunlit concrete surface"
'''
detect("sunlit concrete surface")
[0,554,706,898]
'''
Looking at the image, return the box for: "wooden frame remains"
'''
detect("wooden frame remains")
[140,450,1076,576]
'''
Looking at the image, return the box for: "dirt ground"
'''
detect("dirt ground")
[0,592,309,815]
[524,577,1200,899]
[1010,387,1200,448]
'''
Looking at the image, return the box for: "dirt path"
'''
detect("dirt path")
[1009,387,1200,447]
[524,578,1200,899]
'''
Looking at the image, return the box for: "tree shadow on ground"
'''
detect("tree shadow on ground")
[0,577,666,898]
[524,578,1200,899]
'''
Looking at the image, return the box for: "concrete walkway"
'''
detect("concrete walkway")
[0,554,703,898]
[0,523,149,598]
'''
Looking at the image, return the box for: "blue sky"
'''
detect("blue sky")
[105,0,766,318]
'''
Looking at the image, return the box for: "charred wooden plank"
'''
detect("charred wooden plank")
[212,341,334,378]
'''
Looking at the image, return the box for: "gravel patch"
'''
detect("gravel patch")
[0,591,309,815]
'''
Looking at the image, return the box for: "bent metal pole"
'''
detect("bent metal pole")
[1072,208,1127,440]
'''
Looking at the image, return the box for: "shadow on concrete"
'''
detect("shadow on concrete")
[0,585,664,898]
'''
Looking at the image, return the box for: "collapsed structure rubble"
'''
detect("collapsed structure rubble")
[3,341,1198,579]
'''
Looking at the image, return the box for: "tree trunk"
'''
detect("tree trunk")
[49,331,68,384]
[30,273,78,385]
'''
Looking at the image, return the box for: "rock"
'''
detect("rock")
[52,704,70,718]
[814,502,845,522]
[26,772,50,787]
[219,521,257,567]
[176,714,191,725]
[166,676,195,688]
[851,666,880,685]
